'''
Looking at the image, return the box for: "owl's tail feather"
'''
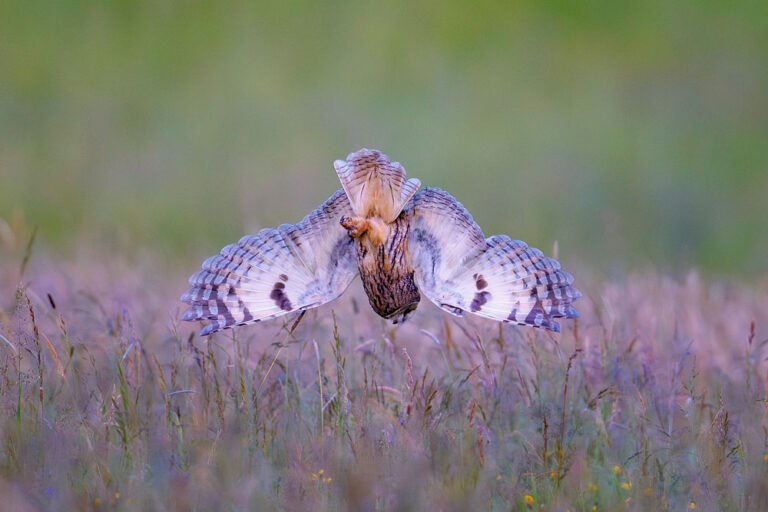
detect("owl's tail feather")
[334,148,421,223]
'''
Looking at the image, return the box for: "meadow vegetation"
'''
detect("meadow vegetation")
[2,0,767,274]
[1,233,766,511]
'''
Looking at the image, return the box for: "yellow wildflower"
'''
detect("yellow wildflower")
[588,483,598,492]
[621,482,632,491]
[319,469,324,475]
[524,495,535,505]
[690,502,696,509]
[312,473,318,480]
[613,465,621,474]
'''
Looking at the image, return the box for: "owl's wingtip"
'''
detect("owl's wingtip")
[199,324,217,337]
[181,309,198,322]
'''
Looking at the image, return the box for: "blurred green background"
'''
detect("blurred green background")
[2,0,766,276]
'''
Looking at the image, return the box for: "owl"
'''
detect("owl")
[181,149,581,336]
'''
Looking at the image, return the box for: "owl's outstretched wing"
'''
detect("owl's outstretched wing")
[181,189,358,336]
[407,188,580,332]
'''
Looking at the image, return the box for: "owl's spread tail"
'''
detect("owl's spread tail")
[334,148,421,223]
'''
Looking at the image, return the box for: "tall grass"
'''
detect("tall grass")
[1,244,767,510]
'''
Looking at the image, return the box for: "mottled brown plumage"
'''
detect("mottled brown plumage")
[342,210,420,322]
[336,149,421,321]
[182,148,580,336]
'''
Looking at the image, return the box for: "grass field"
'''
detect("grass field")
[1,233,766,511]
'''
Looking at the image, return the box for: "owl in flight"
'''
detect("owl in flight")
[182,149,580,336]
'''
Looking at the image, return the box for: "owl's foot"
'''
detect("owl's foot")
[340,216,368,238]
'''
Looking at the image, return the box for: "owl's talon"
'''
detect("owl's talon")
[340,215,368,238]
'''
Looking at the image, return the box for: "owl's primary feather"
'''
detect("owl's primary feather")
[407,187,580,332]
[181,190,358,335]
[182,148,580,336]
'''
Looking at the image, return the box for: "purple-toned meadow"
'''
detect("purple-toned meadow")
[1,241,767,511]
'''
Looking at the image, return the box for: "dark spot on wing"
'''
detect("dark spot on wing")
[269,281,293,311]
[524,298,552,329]
[470,291,491,312]
[279,274,289,282]
[215,298,236,326]
[412,227,441,284]
[524,306,541,325]
[506,308,518,322]
[236,294,254,323]
[440,304,465,316]
[326,236,356,289]
[329,236,355,269]
[474,274,488,290]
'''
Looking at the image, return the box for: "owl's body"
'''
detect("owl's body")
[350,213,420,321]
[182,149,580,336]
[334,149,422,321]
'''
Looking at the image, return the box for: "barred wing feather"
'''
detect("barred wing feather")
[181,189,358,336]
[407,188,580,332]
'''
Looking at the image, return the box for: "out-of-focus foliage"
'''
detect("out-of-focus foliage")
[2,0,767,274]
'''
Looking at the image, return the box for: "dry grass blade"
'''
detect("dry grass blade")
[19,225,37,279]
[0,332,16,353]
[41,332,64,376]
